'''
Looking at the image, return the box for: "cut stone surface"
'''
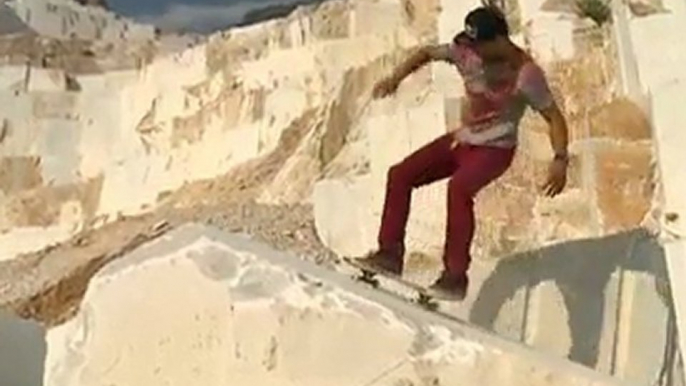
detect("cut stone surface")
[44,223,631,386]
[595,141,653,232]
[588,98,652,141]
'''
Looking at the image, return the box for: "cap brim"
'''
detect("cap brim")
[454,30,476,44]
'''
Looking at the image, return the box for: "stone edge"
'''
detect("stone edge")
[98,222,638,386]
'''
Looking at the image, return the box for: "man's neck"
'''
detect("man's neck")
[500,41,527,68]
[480,39,521,65]
[502,40,523,62]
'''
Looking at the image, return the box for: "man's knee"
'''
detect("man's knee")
[387,163,410,185]
[448,174,481,199]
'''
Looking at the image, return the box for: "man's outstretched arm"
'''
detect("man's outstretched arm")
[390,45,452,84]
[373,44,452,98]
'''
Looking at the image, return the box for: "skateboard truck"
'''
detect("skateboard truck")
[353,268,380,288]
[352,266,438,311]
[417,293,438,311]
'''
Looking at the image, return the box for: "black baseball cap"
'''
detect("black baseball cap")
[454,6,509,43]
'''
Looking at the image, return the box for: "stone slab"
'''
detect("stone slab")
[43,223,635,386]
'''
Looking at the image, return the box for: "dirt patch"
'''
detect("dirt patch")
[320,71,358,167]
[3,175,103,228]
[588,97,652,140]
[10,218,169,326]
[171,83,265,147]
[0,156,43,195]
[595,141,654,231]
[319,58,386,168]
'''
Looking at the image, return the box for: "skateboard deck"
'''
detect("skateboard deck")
[341,256,440,310]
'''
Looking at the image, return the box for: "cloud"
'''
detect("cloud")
[136,1,287,33]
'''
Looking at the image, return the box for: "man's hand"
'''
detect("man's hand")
[372,76,400,99]
[542,157,567,197]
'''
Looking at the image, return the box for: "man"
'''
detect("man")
[356,6,570,300]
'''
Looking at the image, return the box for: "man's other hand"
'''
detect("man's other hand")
[542,158,567,197]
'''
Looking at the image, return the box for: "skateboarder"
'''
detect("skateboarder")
[356,6,570,300]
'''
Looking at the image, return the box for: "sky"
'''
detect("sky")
[107,0,303,33]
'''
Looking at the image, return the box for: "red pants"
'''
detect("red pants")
[378,133,515,278]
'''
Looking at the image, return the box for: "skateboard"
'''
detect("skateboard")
[341,256,440,310]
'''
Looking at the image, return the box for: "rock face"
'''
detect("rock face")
[0,0,430,258]
[623,0,686,367]
[4,0,153,41]
[43,223,627,386]
[0,0,680,384]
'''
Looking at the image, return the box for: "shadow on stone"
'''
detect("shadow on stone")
[0,310,46,386]
[469,228,668,368]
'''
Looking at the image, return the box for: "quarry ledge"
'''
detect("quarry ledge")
[6,222,641,385]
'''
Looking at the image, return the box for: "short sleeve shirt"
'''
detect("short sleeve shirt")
[442,41,554,147]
